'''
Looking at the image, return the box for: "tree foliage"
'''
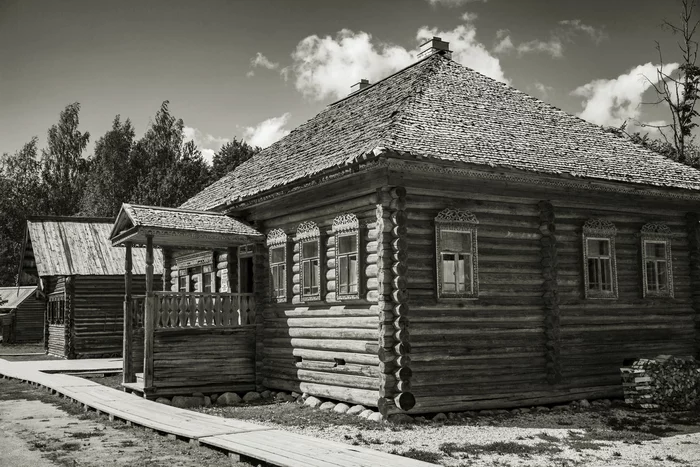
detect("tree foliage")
[81,116,136,217]
[0,138,44,285]
[41,103,90,215]
[211,138,259,180]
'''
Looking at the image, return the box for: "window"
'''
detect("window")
[202,265,214,293]
[333,213,360,300]
[177,263,216,293]
[178,269,188,292]
[267,229,289,302]
[582,219,618,299]
[435,208,479,299]
[297,221,322,302]
[640,222,674,298]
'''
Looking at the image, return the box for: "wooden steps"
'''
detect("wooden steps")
[0,358,435,467]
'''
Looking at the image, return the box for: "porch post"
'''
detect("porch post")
[162,248,171,292]
[123,242,134,384]
[143,234,155,390]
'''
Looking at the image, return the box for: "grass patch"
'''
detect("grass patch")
[120,440,136,447]
[70,430,105,439]
[60,441,82,451]
[440,441,562,457]
[396,448,442,463]
[536,432,559,442]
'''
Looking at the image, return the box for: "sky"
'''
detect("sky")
[0,0,694,163]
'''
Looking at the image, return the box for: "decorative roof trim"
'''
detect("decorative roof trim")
[435,208,479,224]
[332,213,360,233]
[583,218,617,236]
[296,221,321,241]
[266,228,288,247]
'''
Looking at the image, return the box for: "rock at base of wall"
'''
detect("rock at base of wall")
[217,392,242,406]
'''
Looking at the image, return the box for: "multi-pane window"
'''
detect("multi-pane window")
[301,240,320,298]
[202,265,214,293]
[435,208,479,299]
[333,213,361,300]
[177,264,216,293]
[178,269,188,292]
[440,230,474,294]
[297,221,322,302]
[337,234,358,296]
[582,219,618,299]
[640,223,673,298]
[267,229,289,302]
[586,238,614,293]
[270,245,286,300]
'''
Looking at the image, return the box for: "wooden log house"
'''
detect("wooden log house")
[0,286,42,343]
[115,38,700,415]
[18,217,162,358]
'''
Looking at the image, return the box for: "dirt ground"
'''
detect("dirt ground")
[0,342,61,362]
[0,377,256,467]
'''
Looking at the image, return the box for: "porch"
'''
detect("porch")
[110,204,264,399]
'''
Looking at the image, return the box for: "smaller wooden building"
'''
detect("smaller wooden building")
[18,217,162,358]
[0,286,42,343]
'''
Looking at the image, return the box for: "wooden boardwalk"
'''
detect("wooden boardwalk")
[0,358,435,467]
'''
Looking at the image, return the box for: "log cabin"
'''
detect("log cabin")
[18,216,162,358]
[0,286,42,344]
[112,37,700,416]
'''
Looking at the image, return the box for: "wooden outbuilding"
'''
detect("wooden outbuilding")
[0,286,42,343]
[19,216,162,358]
[116,38,700,416]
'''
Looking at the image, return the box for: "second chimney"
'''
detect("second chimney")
[350,79,370,94]
[418,36,452,59]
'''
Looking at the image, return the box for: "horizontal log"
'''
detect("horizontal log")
[263,378,378,407]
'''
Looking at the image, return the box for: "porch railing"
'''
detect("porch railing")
[123,291,256,387]
[130,292,254,330]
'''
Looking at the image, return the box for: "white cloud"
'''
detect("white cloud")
[417,25,508,82]
[427,0,487,6]
[533,81,553,98]
[182,126,230,164]
[572,62,679,127]
[516,38,563,58]
[559,19,607,44]
[493,29,514,54]
[243,113,291,148]
[460,12,478,22]
[291,23,507,100]
[251,52,279,70]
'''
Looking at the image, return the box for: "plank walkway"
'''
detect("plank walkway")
[0,358,435,467]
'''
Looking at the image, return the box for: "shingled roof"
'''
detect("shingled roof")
[182,52,700,211]
[22,218,162,277]
[110,204,263,249]
[0,286,37,310]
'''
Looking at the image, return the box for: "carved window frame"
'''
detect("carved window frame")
[296,221,322,302]
[435,208,479,300]
[582,219,619,299]
[267,229,289,303]
[640,222,674,298]
[333,214,361,300]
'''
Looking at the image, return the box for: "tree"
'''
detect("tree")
[81,116,136,217]
[41,103,90,215]
[647,0,700,163]
[131,101,211,207]
[0,138,44,286]
[211,138,259,181]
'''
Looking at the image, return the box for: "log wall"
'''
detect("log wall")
[72,275,157,358]
[47,324,65,357]
[13,296,45,343]
[150,326,256,396]
[394,166,698,413]
[254,187,386,407]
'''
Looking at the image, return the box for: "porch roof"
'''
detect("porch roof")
[109,204,263,249]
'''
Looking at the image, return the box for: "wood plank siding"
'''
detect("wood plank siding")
[13,297,44,343]
[150,327,256,396]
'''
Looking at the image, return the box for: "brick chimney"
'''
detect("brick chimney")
[350,79,370,94]
[417,36,452,59]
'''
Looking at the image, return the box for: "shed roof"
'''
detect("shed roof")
[182,52,700,211]
[24,217,162,277]
[0,286,37,310]
[110,204,263,249]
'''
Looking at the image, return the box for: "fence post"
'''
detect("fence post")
[143,235,155,391]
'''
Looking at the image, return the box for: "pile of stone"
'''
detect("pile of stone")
[620,355,700,410]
